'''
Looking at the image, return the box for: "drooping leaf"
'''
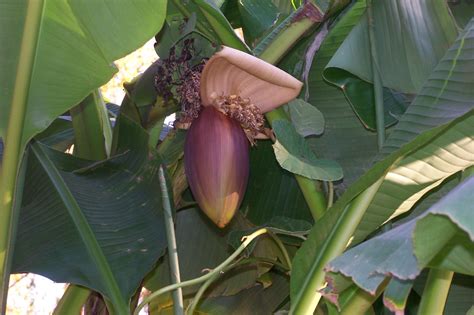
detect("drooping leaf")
[324,0,459,129]
[413,178,474,272]
[292,107,474,313]
[288,99,325,137]
[272,119,343,181]
[326,0,458,94]
[278,0,376,192]
[291,19,474,310]
[323,68,411,130]
[353,19,474,244]
[324,176,474,298]
[0,0,167,149]
[12,117,167,303]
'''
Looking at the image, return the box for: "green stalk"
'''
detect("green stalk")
[0,0,44,312]
[53,285,90,315]
[417,269,453,315]
[290,176,385,314]
[70,90,112,160]
[0,152,28,313]
[367,0,385,149]
[257,1,323,65]
[266,107,327,220]
[268,232,292,270]
[296,175,327,220]
[135,228,268,315]
[186,272,219,315]
[340,279,389,315]
[31,142,129,314]
[158,166,184,315]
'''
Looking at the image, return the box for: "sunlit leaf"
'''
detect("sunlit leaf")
[0,0,167,149]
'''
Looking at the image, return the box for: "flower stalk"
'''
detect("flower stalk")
[134,228,268,315]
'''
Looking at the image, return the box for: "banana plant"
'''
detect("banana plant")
[1,0,473,314]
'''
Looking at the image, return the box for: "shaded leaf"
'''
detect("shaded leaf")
[12,117,167,301]
[323,68,410,130]
[288,99,325,137]
[240,140,314,225]
[272,120,343,181]
[197,272,289,315]
[324,0,459,129]
[326,0,458,94]
[70,91,112,160]
[278,0,377,192]
[157,129,186,166]
[145,209,262,301]
[227,216,311,255]
[35,118,74,152]
[266,216,312,235]
[238,0,280,47]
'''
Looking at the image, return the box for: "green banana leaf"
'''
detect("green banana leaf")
[12,117,167,305]
[194,0,250,52]
[240,140,314,225]
[353,18,474,244]
[272,120,343,181]
[237,0,281,47]
[278,0,373,191]
[36,118,75,152]
[288,99,325,137]
[70,90,112,160]
[0,0,166,149]
[324,0,458,129]
[324,176,474,299]
[291,19,474,310]
[326,0,458,93]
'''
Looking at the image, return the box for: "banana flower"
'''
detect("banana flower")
[184,46,302,227]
